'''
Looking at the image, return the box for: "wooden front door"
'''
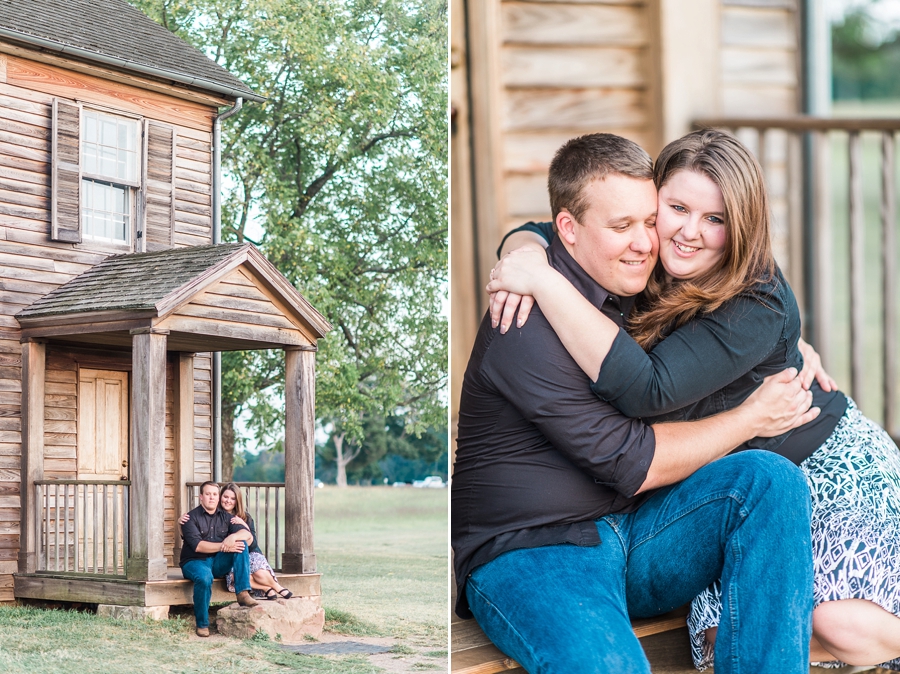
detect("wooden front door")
[77,368,129,480]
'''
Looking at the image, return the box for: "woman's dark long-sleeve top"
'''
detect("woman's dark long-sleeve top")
[505,221,848,465]
[246,516,262,555]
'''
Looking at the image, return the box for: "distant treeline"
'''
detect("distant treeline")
[833,6,900,100]
[233,420,449,485]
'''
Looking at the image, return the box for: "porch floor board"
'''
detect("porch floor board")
[14,568,321,607]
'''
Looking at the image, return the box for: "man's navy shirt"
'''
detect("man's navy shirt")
[452,235,656,618]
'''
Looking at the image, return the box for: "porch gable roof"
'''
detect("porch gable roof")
[16,243,331,350]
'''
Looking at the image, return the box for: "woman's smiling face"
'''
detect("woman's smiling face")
[220,489,236,513]
[656,170,728,280]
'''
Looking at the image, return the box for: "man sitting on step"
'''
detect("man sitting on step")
[180,480,259,637]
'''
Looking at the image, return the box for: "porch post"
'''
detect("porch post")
[128,328,169,581]
[173,353,195,562]
[19,339,45,574]
[282,346,317,574]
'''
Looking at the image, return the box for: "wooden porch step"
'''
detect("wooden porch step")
[14,569,321,607]
[451,571,879,673]
[451,604,691,674]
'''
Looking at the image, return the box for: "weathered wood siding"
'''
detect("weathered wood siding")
[718,0,801,278]
[0,46,218,591]
[497,0,653,230]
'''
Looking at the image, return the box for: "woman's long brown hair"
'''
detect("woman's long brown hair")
[220,482,249,524]
[628,129,777,349]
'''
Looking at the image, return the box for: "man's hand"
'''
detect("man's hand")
[220,533,246,553]
[798,338,838,392]
[741,368,821,438]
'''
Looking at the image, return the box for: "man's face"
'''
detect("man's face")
[200,485,219,512]
[556,175,658,297]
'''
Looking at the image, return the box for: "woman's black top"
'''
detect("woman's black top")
[503,221,847,465]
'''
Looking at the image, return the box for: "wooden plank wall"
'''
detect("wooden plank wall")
[0,48,217,595]
[498,0,653,231]
[719,0,800,279]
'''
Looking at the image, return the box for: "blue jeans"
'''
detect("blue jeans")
[466,451,813,674]
[181,548,253,628]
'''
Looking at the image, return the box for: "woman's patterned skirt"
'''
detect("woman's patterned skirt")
[225,551,278,593]
[687,399,900,670]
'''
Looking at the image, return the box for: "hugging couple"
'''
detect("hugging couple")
[451,130,900,673]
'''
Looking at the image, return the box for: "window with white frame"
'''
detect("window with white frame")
[80,110,140,244]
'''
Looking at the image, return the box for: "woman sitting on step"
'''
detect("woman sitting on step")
[180,482,292,600]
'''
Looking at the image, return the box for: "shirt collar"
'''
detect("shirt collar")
[546,234,637,323]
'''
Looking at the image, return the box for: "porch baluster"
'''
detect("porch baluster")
[93,483,99,574]
[883,131,898,438]
[113,484,119,575]
[54,483,59,571]
[275,487,280,571]
[265,486,271,563]
[102,484,109,574]
[848,131,865,408]
[64,484,70,572]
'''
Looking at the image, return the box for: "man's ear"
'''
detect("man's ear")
[556,210,577,245]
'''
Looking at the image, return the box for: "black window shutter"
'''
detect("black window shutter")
[51,98,82,243]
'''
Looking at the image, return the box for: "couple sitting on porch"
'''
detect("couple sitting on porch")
[179,481,292,637]
[453,129,900,672]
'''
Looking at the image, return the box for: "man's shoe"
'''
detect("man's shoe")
[236,590,259,607]
[196,627,210,637]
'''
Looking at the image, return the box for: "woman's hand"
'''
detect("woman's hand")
[178,512,189,525]
[486,247,552,333]
[230,516,247,527]
[797,338,837,392]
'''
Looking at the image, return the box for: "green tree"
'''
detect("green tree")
[131,0,448,483]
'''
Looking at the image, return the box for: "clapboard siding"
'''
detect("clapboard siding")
[485,0,654,233]
[502,2,647,45]
[193,353,212,481]
[0,59,214,255]
[502,47,646,88]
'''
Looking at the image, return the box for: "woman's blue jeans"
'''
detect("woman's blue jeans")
[181,548,253,628]
[466,451,813,674]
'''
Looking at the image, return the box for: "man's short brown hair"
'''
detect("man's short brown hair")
[199,480,219,495]
[548,133,653,221]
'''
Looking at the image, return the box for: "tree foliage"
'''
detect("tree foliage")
[130,0,448,475]
[832,5,900,100]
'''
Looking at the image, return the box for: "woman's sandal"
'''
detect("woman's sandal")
[264,588,279,600]
[277,588,293,599]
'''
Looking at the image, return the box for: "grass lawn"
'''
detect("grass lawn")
[0,487,448,673]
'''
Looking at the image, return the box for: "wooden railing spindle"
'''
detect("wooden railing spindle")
[884,131,898,436]
[849,131,866,407]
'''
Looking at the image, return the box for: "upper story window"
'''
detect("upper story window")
[51,97,177,252]
[80,110,140,244]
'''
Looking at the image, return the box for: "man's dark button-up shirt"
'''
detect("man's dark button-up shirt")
[452,235,656,618]
[179,505,249,567]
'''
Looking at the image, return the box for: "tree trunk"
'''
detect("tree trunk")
[222,405,235,482]
[333,432,361,488]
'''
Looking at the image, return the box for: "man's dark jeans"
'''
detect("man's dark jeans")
[182,548,253,628]
[467,451,814,674]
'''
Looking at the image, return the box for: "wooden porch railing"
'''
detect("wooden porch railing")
[695,117,899,439]
[35,480,129,577]
[185,482,285,571]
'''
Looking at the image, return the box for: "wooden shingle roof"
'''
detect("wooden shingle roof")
[0,0,260,101]
[17,243,331,350]
[19,243,245,318]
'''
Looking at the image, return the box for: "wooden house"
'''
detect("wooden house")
[0,0,330,611]
[452,0,899,671]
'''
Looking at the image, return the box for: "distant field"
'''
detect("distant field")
[0,487,449,673]
[315,486,449,639]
